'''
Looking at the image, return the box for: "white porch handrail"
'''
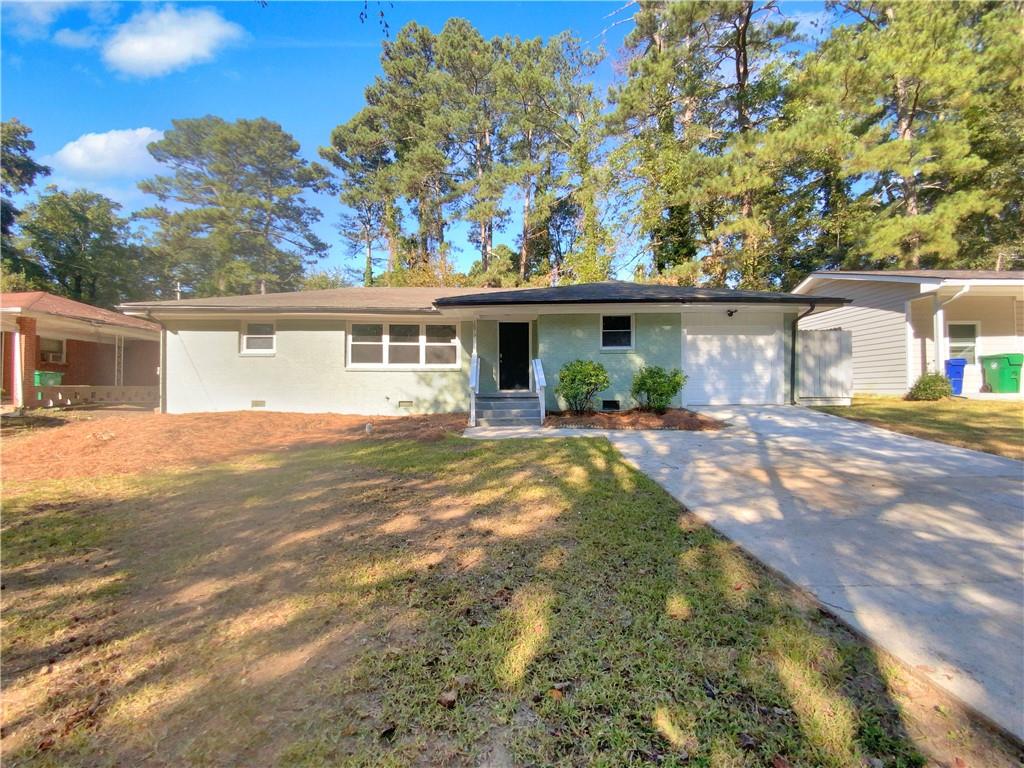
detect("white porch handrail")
[469,353,481,426]
[531,358,546,424]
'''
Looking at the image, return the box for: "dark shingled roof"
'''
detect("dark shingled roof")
[119,282,845,315]
[433,282,848,307]
[809,270,1024,280]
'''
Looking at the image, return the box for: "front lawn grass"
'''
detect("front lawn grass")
[2,425,1017,767]
[814,395,1024,460]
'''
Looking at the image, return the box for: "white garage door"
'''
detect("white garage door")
[683,323,785,405]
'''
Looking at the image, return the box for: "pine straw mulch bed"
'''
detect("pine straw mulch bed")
[1,411,468,482]
[545,408,724,431]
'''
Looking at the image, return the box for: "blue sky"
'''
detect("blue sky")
[1,1,830,276]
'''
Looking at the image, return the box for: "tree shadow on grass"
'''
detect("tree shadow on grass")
[1,433,1015,767]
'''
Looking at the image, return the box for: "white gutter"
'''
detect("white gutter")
[933,285,971,373]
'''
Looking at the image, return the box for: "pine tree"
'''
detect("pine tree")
[791,1,1011,269]
[139,116,330,296]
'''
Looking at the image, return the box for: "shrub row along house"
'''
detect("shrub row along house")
[120,282,847,425]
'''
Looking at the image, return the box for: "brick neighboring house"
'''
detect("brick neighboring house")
[1,291,160,409]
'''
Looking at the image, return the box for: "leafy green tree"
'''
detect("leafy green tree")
[611,1,799,288]
[139,116,330,297]
[1,118,51,288]
[791,1,1012,269]
[501,33,602,282]
[301,266,350,291]
[437,18,510,271]
[17,187,160,307]
[321,109,399,284]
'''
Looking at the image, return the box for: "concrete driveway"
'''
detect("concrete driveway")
[467,406,1024,739]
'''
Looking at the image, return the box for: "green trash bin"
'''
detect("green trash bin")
[979,353,1023,393]
[33,370,63,387]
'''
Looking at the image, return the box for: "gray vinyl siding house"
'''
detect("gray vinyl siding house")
[121,282,846,423]
[793,270,1024,395]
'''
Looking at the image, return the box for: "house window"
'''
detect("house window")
[947,323,978,364]
[425,324,458,364]
[39,337,65,363]
[601,315,633,349]
[350,323,384,364]
[241,323,275,355]
[348,322,460,368]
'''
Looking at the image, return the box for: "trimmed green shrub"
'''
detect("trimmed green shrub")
[631,365,686,413]
[906,372,953,401]
[555,360,611,414]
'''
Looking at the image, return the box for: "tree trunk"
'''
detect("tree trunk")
[889,5,921,268]
[895,73,921,268]
[519,180,532,282]
[734,1,758,279]
[364,228,373,286]
[384,199,398,272]
[483,128,493,263]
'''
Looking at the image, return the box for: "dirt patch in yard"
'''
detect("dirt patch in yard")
[1,411,467,481]
[546,407,723,431]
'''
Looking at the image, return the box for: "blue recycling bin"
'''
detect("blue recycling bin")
[944,357,967,395]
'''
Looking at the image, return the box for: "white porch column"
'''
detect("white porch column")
[11,328,23,407]
[114,334,125,386]
[933,294,945,374]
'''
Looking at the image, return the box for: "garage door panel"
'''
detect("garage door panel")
[683,325,783,405]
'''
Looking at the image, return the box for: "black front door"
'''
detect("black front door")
[498,322,531,390]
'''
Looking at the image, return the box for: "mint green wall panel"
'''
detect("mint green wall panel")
[164,317,472,415]
[475,319,499,394]
[537,313,681,411]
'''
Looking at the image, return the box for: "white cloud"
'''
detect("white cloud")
[49,127,164,178]
[53,26,100,48]
[102,5,244,77]
[3,1,73,40]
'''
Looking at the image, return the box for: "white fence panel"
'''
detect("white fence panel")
[798,329,852,405]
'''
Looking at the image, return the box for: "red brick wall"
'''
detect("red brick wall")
[22,330,157,388]
[124,340,159,386]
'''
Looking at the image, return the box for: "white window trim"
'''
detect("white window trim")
[39,337,66,364]
[600,313,634,351]
[240,320,276,357]
[346,321,461,371]
[946,320,980,364]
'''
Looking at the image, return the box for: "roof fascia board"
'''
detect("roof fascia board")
[793,272,1024,290]
[131,299,839,320]
[25,315,157,342]
[123,306,443,317]
[148,310,457,323]
[444,299,844,313]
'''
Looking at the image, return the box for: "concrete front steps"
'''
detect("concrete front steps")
[474,393,542,427]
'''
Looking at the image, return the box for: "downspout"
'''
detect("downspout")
[790,302,816,405]
[933,285,970,372]
[144,311,169,414]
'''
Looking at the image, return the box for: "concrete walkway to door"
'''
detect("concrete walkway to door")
[466,406,1024,740]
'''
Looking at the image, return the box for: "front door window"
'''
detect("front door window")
[498,322,530,390]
